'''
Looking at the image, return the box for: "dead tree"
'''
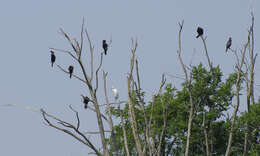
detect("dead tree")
[177,21,195,156]
[43,19,110,156]
[225,30,249,156]
[243,13,257,156]
[43,19,168,156]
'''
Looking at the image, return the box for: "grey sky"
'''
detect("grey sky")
[0,0,259,155]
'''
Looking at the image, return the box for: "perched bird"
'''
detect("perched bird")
[226,37,232,52]
[102,40,108,55]
[50,50,56,67]
[112,86,119,100]
[81,95,91,109]
[196,27,204,38]
[68,65,74,78]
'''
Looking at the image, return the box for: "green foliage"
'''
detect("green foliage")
[107,64,259,155]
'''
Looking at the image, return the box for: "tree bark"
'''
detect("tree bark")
[176,21,195,156]
[225,38,249,156]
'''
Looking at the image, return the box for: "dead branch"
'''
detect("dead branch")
[98,101,128,107]
[164,73,186,80]
[56,64,87,84]
[84,130,112,134]
[102,70,119,156]
[202,112,210,156]
[134,59,151,155]
[49,48,78,61]
[94,53,104,93]
[86,105,108,122]
[117,99,130,156]
[69,105,80,130]
[40,108,102,156]
[59,28,80,57]
[85,28,95,82]
[243,13,256,156]
[200,36,213,71]
[127,39,143,156]
[156,96,168,156]
[56,26,108,155]
[79,18,85,59]
[177,20,195,156]
[225,33,249,156]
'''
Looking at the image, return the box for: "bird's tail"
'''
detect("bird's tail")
[104,50,107,55]
[51,62,53,67]
[196,34,200,38]
[70,73,72,78]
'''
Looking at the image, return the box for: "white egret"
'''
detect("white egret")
[112,86,119,100]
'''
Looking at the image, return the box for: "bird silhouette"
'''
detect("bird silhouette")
[81,95,91,109]
[226,37,232,52]
[50,51,56,67]
[68,65,74,78]
[103,40,108,55]
[196,27,204,38]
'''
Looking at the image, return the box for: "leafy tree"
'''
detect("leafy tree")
[38,14,258,156]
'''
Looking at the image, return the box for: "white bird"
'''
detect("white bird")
[112,86,119,100]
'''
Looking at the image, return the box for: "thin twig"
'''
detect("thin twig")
[56,64,87,84]
[79,17,85,59]
[85,28,94,81]
[94,53,104,93]
[41,109,102,156]
[69,105,80,130]
[59,28,80,57]
[49,48,78,60]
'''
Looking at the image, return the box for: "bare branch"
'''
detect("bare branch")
[56,64,87,84]
[134,58,151,155]
[94,53,104,93]
[158,74,166,95]
[156,100,168,156]
[69,105,80,130]
[118,100,130,156]
[84,130,112,134]
[41,109,102,156]
[127,39,143,156]
[49,48,78,60]
[103,70,119,156]
[177,20,195,156]
[59,28,79,57]
[85,28,95,81]
[98,101,128,107]
[79,17,85,59]
[202,112,210,156]
[86,105,108,122]
[225,33,249,156]
[165,73,185,80]
[200,36,213,71]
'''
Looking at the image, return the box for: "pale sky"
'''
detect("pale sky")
[0,0,259,155]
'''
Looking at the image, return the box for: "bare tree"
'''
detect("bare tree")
[39,15,257,156]
[177,21,195,156]
[43,18,170,156]
[243,13,257,156]
[43,19,109,156]
[225,30,249,156]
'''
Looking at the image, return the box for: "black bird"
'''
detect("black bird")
[81,95,91,109]
[102,40,108,55]
[196,27,204,38]
[50,50,56,67]
[226,37,232,52]
[68,65,74,78]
